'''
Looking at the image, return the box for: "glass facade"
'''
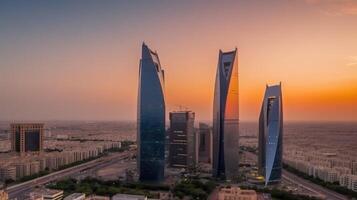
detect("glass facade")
[212,49,239,180]
[168,111,196,169]
[258,84,283,186]
[11,123,43,154]
[25,130,40,151]
[137,43,165,182]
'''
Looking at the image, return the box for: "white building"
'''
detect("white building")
[64,193,85,200]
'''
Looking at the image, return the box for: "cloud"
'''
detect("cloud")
[303,0,357,15]
[347,56,357,67]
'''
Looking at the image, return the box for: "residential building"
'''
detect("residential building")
[137,43,166,182]
[212,48,239,180]
[218,186,257,200]
[340,174,357,192]
[198,123,212,164]
[258,83,283,185]
[11,123,44,155]
[168,111,196,169]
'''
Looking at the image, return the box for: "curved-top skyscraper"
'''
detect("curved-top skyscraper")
[137,43,165,182]
[212,48,239,180]
[258,83,283,186]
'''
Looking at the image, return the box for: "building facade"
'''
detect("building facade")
[11,123,44,155]
[198,123,212,163]
[218,186,257,200]
[258,83,283,186]
[212,49,239,180]
[168,111,196,169]
[137,43,166,182]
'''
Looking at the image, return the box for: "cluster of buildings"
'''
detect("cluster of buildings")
[136,44,241,182]
[284,150,357,191]
[0,123,121,182]
[137,43,283,187]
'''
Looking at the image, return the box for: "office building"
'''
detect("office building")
[258,83,283,186]
[218,186,257,200]
[11,123,44,154]
[168,111,196,169]
[137,43,166,182]
[198,123,212,163]
[212,48,239,180]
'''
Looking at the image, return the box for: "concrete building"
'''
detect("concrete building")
[0,165,16,181]
[137,43,166,182]
[168,111,196,169]
[64,193,86,200]
[258,83,283,186]
[352,161,357,175]
[198,123,212,164]
[340,174,357,192]
[112,194,147,200]
[11,123,44,155]
[218,186,257,200]
[32,188,63,200]
[212,48,239,180]
[84,195,109,200]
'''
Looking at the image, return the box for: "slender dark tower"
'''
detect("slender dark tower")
[137,43,165,182]
[212,48,239,180]
[258,83,283,186]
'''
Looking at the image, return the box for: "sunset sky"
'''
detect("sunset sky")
[0,0,357,121]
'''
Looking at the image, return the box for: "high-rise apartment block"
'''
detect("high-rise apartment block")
[11,123,44,154]
[168,111,196,169]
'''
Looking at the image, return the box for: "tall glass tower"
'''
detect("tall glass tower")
[137,43,165,182]
[258,83,283,186]
[212,48,239,180]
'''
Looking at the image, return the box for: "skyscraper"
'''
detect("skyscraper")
[198,123,212,164]
[137,43,166,182]
[258,83,283,186]
[212,48,239,180]
[168,111,196,169]
[11,123,44,155]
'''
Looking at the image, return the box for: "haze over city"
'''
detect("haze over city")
[1,0,356,122]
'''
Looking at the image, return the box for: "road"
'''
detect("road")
[244,151,349,200]
[6,151,133,199]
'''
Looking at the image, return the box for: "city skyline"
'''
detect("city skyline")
[1,0,357,122]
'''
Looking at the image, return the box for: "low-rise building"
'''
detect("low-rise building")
[112,194,147,200]
[339,174,357,192]
[84,195,109,200]
[32,188,63,200]
[64,193,86,200]
[218,186,257,200]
